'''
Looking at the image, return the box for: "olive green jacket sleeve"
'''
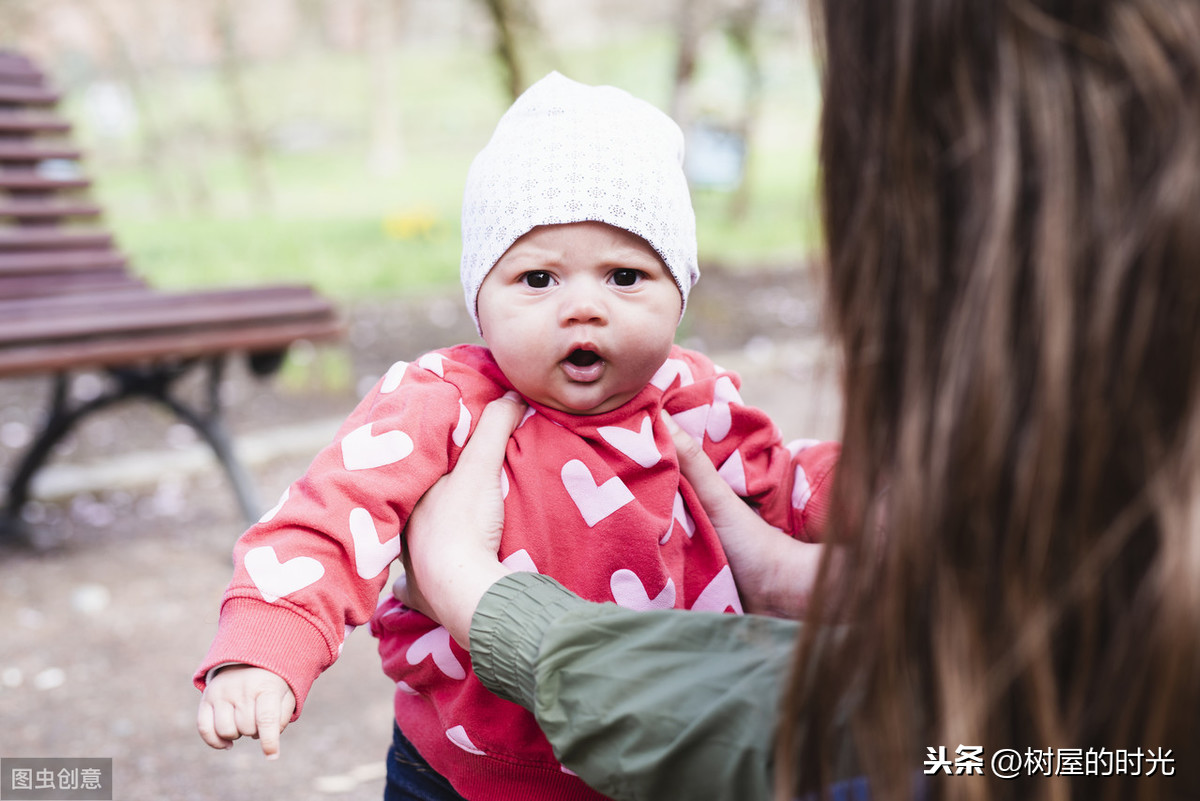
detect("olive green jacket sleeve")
[470,572,801,801]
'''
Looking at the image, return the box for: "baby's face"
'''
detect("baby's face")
[477,221,682,415]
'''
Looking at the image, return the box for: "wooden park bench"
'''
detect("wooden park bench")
[0,50,344,539]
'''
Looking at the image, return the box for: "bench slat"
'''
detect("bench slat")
[0,281,151,305]
[0,199,103,219]
[0,287,336,342]
[0,248,126,273]
[0,284,314,316]
[0,317,345,377]
[0,142,83,161]
[0,271,144,299]
[0,172,90,190]
[0,229,113,251]
[0,85,59,105]
[0,114,71,133]
[0,69,42,86]
[0,54,42,82]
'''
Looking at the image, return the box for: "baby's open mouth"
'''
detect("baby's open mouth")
[562,348,604,382]
[566,349,600,367]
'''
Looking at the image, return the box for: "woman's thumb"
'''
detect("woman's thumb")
[660,410,750,525]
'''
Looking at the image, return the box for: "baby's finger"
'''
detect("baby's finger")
[255,690,291,760]
[197,702,233,750]
[234,697,261,739]
[211,700,243,745]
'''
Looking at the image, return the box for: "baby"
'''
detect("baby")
[196,72,837,801]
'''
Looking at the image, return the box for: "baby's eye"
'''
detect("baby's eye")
[611,269,643,287]
[521,271,553,289]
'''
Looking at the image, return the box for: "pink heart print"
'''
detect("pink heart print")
[406,626,466,680]
[380,360,409,393]
[690,565,744,614]
[244,546,325,603]
[650,358,695,391]
[348,507,401,580]
[341,422,414,471]
[445,725,486,755]
[610,568,676,611]
[598,414,661,467]
[560,459,634,526]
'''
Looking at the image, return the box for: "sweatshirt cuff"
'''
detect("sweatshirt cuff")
[469,572,587,710]
[193,595,338,720]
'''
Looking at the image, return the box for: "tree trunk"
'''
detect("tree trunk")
[479,0,526,102]
[212,0,274,212]
[81,0,181,213]
[725,0,763,220]
[0,1,38,51]
[366,0,402,176]
[294,0,332,51]
[669,0,704,133]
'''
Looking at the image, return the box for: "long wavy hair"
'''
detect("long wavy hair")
[779,2,1200,799]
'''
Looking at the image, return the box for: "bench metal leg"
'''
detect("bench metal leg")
[155,357,261,524]
[4,374,122,521]
[2,357,262,542]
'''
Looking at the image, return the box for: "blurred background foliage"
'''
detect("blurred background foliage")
[1,0,821,300]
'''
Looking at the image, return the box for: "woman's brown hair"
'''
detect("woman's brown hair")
[780,2,1200,799]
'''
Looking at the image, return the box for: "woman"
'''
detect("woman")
[401,1,1200,799]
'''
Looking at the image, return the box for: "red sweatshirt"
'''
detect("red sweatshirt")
[195,343,838,800]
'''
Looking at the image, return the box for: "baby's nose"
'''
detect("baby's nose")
[558,284,607,325]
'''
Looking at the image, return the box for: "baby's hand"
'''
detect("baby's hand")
[197,665,296,759]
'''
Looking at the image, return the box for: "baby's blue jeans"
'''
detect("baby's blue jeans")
[383,724,466,801]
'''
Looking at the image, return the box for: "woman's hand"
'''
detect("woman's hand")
[662,410,822,618]
[395,393,526,648]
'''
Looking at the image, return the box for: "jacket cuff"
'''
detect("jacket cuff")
[469,573,587,710]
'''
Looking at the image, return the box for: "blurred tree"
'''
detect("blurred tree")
[212,0,274,211]
[723,0,763,220]
[294,0,334,51]
[669,0,706,130]
[475,0,540,101]
[0,0,37,50]
[366,0,403,176]
[80,0,180,213]
[670,0,766,221]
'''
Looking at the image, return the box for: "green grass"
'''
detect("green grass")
[68,30,822,300]
[113,215,460,295]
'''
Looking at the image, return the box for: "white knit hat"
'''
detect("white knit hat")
[461,71,699,332]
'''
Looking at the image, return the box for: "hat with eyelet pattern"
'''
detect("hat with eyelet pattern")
[460,71,699,333]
